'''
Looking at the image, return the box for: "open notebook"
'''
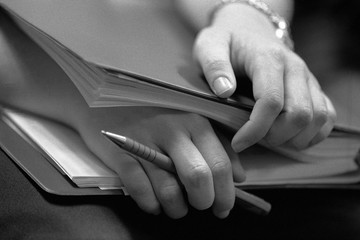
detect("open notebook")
[2,107,360,193]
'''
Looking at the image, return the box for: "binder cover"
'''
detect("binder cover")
[0,118,124,196]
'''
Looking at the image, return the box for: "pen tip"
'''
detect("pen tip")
[101,130,113,138]
[100,130,127,143]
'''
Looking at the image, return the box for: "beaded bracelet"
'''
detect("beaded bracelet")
[211,0,294,50]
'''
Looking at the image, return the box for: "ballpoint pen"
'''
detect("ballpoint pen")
[102,130,271,215]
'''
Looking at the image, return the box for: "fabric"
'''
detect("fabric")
[2,150,360,239]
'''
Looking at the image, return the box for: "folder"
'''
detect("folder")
[2,107,360,196]
[0,111,124,196]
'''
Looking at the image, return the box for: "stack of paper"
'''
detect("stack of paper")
[0,0,253,130]
[3,0,358,132]
[2,108,123,189]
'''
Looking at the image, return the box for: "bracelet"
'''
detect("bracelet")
[211,0,294,50]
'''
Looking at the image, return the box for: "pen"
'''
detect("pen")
[101,130,271,215]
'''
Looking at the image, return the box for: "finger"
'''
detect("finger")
[231,158,246,183]
[162,130,214,210]
[232,47,285,152]
[81,130,161,215]
[193,28,236,98]
[264,57,313,147]
[191,122,235,218]
[286,75,328,149]
[138,156,188,219]
[310,94,337,146]
[215,128,246,183]
[111,152,161,215]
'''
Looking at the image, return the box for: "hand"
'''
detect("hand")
[75,107,245,219]
[193,4,337,152]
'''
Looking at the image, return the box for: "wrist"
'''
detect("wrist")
[210,0,294,50]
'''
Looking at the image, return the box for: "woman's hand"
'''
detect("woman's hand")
[193,3,337,152]
[76,107,245,219]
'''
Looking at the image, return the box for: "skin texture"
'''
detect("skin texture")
[175,0,336,152]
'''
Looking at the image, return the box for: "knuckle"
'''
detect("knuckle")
[289,106,313,129]
[258,44,285,63]
[288,58,309,78]
[252,45,285,72]
[267,45,285,62]
[313,107,329,127]
[263,92,284,113]
[184,164,212,189]
[158,183,182,206]
[210,160,232,178]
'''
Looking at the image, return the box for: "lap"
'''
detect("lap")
[1,149,360,240]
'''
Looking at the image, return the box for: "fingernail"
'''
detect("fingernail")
[212,77,233,97]
[215,210,230,219]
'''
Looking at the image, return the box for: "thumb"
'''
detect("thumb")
[193,29,236,98]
